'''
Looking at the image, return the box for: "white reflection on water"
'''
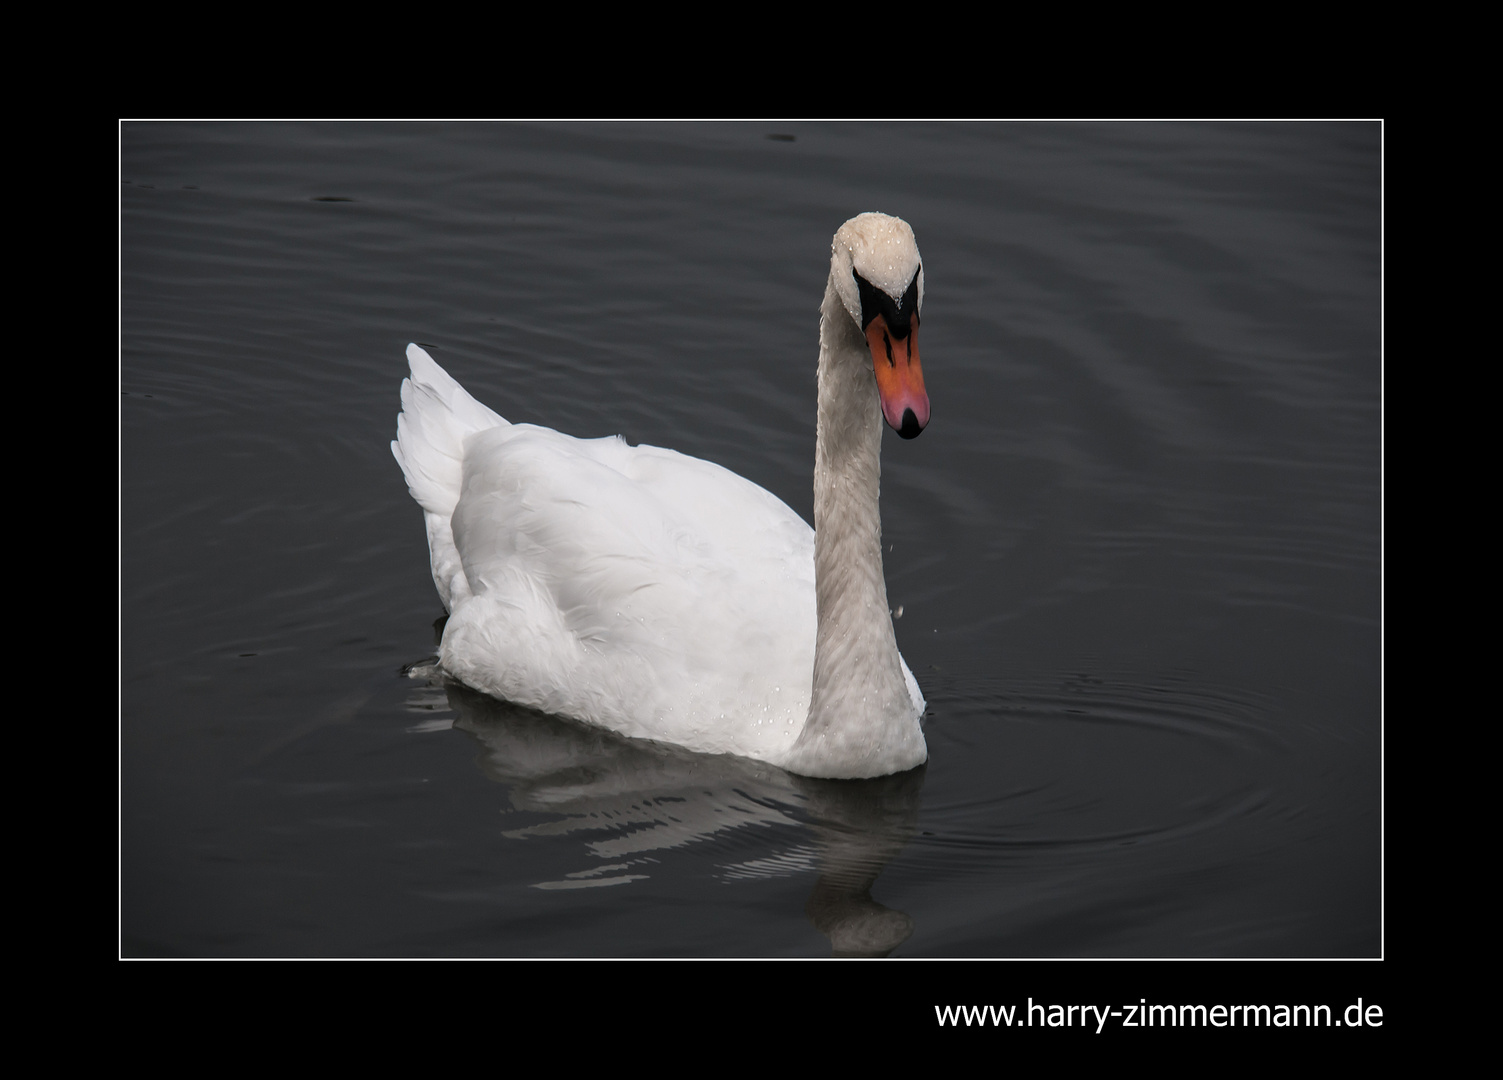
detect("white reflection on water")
[415,668,923,955]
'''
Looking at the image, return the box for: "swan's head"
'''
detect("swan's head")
[831,213,929,439]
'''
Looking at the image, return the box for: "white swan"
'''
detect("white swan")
[393,212,931,779]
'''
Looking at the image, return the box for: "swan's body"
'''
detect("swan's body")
[393,213,931,778]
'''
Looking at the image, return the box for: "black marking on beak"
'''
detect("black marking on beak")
[854,265,921,338]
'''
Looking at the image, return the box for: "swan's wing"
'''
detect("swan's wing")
[392,344,508,611]
[452,426,813,644]
[444,423,816,756]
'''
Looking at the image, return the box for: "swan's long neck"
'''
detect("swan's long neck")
[784,275,926,779]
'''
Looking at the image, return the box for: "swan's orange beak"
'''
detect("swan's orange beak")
[866,314,928,439]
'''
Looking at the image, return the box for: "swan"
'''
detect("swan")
[393,212,931,779]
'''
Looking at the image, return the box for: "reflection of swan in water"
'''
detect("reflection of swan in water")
[414,668,924,956]
[798,771,923,958]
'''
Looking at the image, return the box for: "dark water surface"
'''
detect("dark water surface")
[121,123,1381,958]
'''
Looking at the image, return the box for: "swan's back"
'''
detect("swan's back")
[393,345,817,761]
